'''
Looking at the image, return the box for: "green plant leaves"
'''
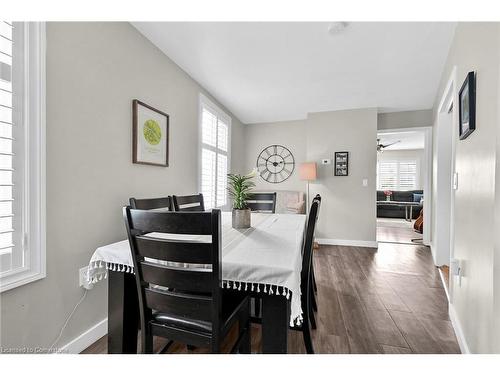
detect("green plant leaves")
[227,173,255,210]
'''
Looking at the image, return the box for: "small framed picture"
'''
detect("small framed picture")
[459,72,476,140]
[334,151,349,176]
[133,99,169,167]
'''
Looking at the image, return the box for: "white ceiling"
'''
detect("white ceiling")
[132,22,456,124]
[378,131,425,150]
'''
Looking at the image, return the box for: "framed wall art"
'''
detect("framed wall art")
[334,151,349,176]
[132,99,169,167]
[459,71,476,140]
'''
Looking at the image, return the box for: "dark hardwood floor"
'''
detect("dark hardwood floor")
[82,243,460,354]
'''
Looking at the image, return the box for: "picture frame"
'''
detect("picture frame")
[132,99,169,167]
[458,71,476,140]
[334,151,349,176]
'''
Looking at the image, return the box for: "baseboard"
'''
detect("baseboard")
[448,304,470,354]
[57,318,107,354]
[316,238,378,248]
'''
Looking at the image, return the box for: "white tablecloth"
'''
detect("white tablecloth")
[88,212,306,326]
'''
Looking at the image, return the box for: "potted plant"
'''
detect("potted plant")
[384,190,393,201]
[227,171,256,229]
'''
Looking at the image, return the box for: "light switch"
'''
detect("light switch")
[453,172,458,190]
[362,179,368,187]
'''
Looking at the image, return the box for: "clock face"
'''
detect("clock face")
[256,145,295,183]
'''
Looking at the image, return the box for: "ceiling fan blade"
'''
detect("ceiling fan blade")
[381,140,401,148]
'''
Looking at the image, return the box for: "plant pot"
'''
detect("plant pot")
[232,208,251,229]
[386,196,391,201]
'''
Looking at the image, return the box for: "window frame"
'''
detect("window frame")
[0,22,46,293]
[198,93,231,209]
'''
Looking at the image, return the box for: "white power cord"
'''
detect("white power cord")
[48,289,88,352]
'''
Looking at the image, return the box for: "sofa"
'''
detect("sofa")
[377,190,423,219]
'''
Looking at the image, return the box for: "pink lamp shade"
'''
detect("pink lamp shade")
[299,162,317,181]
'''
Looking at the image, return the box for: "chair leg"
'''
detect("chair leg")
[239,299,251,353]
[302,323,315,354]
[141,326,153,354]
[253,297,261,318]
[311,287,318,312]
[312,264,318,293]
[309,302,317,330]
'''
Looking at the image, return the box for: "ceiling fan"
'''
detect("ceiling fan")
[377,138,401,152]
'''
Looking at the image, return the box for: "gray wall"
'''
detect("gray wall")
[378,109,433,130]
[244,108,378,244]
[306,109,377,243]
[243,120,307,192]
[431,22,500,353]
[0,22,246,351]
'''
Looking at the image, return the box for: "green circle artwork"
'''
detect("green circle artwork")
[143,119,162,145]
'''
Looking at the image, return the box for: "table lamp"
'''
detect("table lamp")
[299,162,317,214]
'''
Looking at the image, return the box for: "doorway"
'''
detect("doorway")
[376,128,432,246]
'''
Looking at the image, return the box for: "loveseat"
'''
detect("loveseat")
[376,190,423,219]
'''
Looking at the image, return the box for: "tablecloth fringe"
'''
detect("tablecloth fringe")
[222,279,303,327]
[87,260,303,326]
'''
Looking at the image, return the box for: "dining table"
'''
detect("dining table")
[87,211,306,354]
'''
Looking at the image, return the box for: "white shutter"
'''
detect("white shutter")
[399,161,417,190]
[0,22,45,292]
[0,21,15,273]
[377,160,418,191]
[199,95,230,210]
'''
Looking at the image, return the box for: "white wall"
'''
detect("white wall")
[0,22,246,352]
[432,22,500,353]
[377,149,425,190]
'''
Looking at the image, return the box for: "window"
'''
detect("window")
[0,22,45,293]
[377,160,417,190]
[199,94,230,210]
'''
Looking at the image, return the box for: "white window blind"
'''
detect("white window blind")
[199,95,230,210]
[0,22,45,293]
[377,160,417,191]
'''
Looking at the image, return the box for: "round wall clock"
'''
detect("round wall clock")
[256,145,295,183]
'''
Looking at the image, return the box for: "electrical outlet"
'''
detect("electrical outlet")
[79,266,93,290]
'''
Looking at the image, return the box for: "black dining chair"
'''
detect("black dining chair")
[123,207,251,353]
[129,196,173,211]
[246,192,277,213]
[172,193,205,212]
[309,194,321,330]
[292,195,321,353]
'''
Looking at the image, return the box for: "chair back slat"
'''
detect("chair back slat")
[173,194,205,212]
[246,192,277,213]
[140,261,213,294]
[130,196,173,211]
[135,236,212,264]
[144,288,212,321]
[128,209,212,235]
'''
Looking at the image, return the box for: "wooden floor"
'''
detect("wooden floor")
[377,218,422,245]
[82,243,460,354]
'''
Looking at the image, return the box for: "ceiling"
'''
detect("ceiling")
[378,131,425,151]
[132,22,456,124]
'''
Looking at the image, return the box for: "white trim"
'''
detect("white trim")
[317,238,378,248]
[56,318,108,354]
[449,303,470,354]
[0,22,46,293]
